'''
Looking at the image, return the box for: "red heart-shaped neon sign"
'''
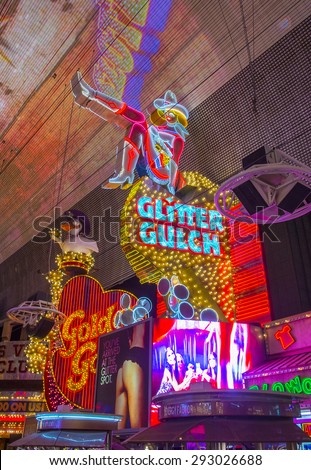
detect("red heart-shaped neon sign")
[45,275,137,410]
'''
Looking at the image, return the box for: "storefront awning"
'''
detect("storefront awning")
[9,430,108,448]
[125,417,311,443]
[243,352,311,379]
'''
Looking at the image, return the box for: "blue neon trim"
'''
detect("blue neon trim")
[37,413,121,422]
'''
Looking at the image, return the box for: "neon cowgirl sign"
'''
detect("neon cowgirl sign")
[136,196,224,255]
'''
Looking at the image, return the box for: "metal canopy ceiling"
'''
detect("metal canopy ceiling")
[0,0,310,263]
[243,351,311,379]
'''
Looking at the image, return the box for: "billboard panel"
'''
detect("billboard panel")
[94,319,152,430]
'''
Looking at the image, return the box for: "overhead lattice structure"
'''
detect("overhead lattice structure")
[214,147,311,224]
[6,300,66,339]
[7,300,65,326]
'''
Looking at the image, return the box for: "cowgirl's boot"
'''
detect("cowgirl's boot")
[102,138,140,189]
[71,71,127,127]
[71,71,95,108]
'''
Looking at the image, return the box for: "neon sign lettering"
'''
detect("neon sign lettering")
[249,375,311,395]
[136,196,224,255]
[60,307,116,392]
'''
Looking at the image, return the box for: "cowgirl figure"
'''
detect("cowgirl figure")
[71,71,189,195]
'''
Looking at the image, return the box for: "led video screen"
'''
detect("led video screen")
[152,319,266,397]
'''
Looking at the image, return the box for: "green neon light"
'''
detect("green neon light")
[249,375,311,395]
